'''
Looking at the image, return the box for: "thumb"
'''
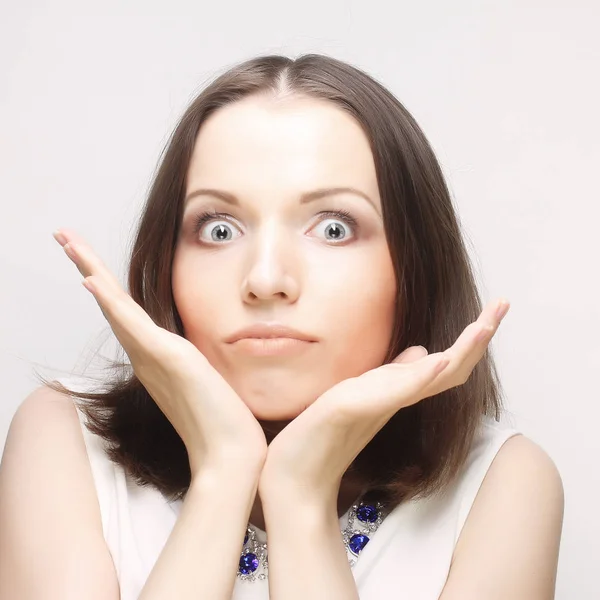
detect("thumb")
[391,345,429,365]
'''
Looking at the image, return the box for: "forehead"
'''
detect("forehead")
[185,96,381,208]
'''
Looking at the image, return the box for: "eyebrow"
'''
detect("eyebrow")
[183,186,380,215]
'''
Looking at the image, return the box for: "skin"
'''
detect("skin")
[52,225,514,598]
[50,92,512,534]
[172,95,399,528]
[50,95,564,600]
[172,95,397,424]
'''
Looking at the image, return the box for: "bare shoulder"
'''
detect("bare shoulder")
[1,383,89,478]
[477,433,564,499]
[441,434,564,599]
[0,384,120,599]
[478,434,564,518]
[13,380,81,418]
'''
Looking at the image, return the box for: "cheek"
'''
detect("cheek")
[171,253,228,344]
[336,286,396,365]
[172,241,397,365]
[314,247,397,372]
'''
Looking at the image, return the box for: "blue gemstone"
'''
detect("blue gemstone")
[356,504,379,523]
[349,534,370,554]
[239,552,259,574]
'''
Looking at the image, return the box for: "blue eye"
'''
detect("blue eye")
[311,210,358,242]
[192,209,359,245]
[192,211,241,243]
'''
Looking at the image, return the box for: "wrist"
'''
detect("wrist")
[261,480,338,522]
[190,462,262,495]
[260,469,340,507]
[190,445,266,483]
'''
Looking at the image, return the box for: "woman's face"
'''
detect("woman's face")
[172,95,397,420]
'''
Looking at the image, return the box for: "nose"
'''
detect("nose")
[240,219,300,304]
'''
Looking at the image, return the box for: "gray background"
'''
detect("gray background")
[1,1,598,597]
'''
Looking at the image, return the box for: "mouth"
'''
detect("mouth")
[229,337,316,357]
[226,323,317,344]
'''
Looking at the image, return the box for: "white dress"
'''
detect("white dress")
[57,376,520,600]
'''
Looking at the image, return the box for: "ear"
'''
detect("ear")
[391,345,429,365]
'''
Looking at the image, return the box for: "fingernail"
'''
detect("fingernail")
[476,324,495,342]
[53,230,67,245]
[82,279,95,294]
[64,243,76,258]
[435,357,450,374]
[496,300,510,320]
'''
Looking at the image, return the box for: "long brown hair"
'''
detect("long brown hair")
[39,53,505,507]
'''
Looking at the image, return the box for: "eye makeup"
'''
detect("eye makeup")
[191,208,360,244]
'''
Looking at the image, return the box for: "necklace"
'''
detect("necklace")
[237,497,387,582]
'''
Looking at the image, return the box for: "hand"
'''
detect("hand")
[258,298,510,503]
[52,228,267,477]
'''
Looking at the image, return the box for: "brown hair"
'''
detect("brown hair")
[39,53,505,507]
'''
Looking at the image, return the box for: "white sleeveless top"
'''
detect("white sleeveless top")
[58,376,520,600]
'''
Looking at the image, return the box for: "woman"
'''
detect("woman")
[0,53,563,599]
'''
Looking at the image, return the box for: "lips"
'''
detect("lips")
[226,323,317,343]
[230,336,314,357]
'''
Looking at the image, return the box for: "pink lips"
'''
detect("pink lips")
[230,337,314,357]
[226,323,317,357]
[226,323,316,344]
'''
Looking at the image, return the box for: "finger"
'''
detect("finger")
[426,298,510,391]
[391,345,428,364]
[82,273,165,361]
[355,351,450,414]
[53,229,121,291]
[53,230,160,352]
[53,227,90,248]
[396,352,450,395]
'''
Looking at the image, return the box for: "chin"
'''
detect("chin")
[247,401,310,422]
[238,389,316,422]
[228,373,321,421]
[248,403,310,445]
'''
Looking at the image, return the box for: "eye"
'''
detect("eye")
[310,209,359,244]
[191,209,360,245]
[192,210,242,244]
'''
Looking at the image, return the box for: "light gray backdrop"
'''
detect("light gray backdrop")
[1,1,597,598]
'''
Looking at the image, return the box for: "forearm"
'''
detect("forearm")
[262,489,360,600]
[138,469,259,600]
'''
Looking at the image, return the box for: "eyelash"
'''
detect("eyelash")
[191,209,360,244]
